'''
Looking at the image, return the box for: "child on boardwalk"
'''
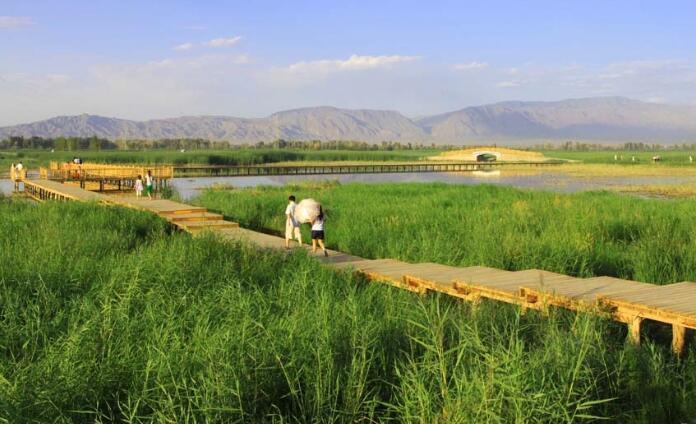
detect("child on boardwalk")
[135,175,144,198]
[311,206,327,256]
[285,195,302,248]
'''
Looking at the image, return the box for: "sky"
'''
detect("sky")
[1,0,696,126]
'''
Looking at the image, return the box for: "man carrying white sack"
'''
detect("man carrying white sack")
[285,195,302,248]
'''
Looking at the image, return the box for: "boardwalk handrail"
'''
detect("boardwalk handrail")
[172,160,564,177]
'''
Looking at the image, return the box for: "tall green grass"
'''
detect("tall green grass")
[195,183,696,285]
[0,148,439,170]
[543,150,696,165]
[2,199,696,422]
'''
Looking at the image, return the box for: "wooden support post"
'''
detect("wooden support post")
[672,324,686,356]
[629,316,642,345]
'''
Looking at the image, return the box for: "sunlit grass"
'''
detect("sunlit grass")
[196,183,696,285]
[2,195,696,422]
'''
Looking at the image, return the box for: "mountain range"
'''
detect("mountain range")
[3,97,696,144]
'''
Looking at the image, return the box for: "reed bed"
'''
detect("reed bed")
[196,182,696,284]
[1,194,695,422]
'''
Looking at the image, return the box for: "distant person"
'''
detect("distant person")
[690,155,693,163]
[135,175,144,198]
[9,163,16,181]
[145,170,154,199]
[15,162,23,179]
[613,154,617,161]
[285,195,302,248]
[311,206,328,256]
[631,156,636,163]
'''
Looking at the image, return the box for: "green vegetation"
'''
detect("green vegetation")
[2,198,696,422]
[196,183,696,285]
[0,148,439,171]
[543,149,696,165]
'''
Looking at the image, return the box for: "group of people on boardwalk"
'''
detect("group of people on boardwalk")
[134,170,155,199]
[285,195,327,256]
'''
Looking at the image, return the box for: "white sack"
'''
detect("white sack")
[294,198,321,224]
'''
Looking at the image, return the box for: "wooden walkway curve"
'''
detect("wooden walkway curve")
[20,179,696,355]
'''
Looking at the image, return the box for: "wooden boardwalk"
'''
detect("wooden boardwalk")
[19,179,696,355]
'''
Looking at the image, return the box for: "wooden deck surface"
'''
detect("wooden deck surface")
[21,179,696,354]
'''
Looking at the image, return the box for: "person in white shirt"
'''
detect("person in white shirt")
[14,162,23,180]
[285,195,302,248]
[144,170,154,199]
[311,206,327,256]
[134,175,144,198]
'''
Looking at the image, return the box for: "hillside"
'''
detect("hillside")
[3,97,696,143]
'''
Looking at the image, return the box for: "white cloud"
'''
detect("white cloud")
[0,16,34,29]
[174,36,243,52]
[452,61,488,71]
[173,42,195,51]
[285,54,420,74]
[203,36,242,47]
[497,81,520,88]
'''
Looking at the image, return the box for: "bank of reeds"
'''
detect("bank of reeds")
[0,149,438,171]
[196,183,696,285]
[2,197,696,422]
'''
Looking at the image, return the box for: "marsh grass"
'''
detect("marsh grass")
[543,150,696,165]
[196,183,696,284]
[2,198,696,422]
[0,149,439,171]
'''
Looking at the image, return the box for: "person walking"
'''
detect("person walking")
[135,175,144,198]
[311,206,328,256]
[285,195,302,248]
[144,170,154,199]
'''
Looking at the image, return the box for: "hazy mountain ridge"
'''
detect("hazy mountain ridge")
[3,97,696,143]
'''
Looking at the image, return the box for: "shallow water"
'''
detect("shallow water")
[168,171,696,201]
[4,171,696,201]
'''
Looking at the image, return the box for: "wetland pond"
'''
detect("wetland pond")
[168,170,696,201]
[3,170,696,200]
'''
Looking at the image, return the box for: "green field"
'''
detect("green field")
[543,150,696,165]
[0,149,440,171]
[2,194,696,422]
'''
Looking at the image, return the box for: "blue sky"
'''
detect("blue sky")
[1,0,696,125]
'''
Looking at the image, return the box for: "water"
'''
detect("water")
[168,171,696,201]
[4,171,696,200]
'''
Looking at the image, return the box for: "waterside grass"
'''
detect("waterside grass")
[0,148,439,172]
[195,182,696,285]
[2,196,696,421]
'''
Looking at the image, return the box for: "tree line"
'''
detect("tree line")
[530,141,696,151]
[0,136,444,151]
[5,135,696,152]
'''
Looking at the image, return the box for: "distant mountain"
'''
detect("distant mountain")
[3,97,696,143]
[417,97,696,142]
